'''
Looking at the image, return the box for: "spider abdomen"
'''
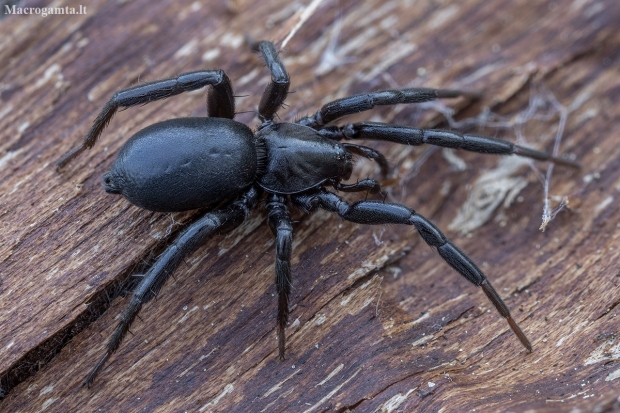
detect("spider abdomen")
[103,117,260,212]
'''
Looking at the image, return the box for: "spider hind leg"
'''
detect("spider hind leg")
[57,69,235,169]
[84,188,259,387]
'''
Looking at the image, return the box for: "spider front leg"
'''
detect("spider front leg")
[265,194,293,359]
[57,69,235,169]
[293,188,532,352]
[320,122,580,168]
[84,187,259,387]
[297,88,476,129]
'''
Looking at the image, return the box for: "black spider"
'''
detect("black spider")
[57,40,579,387]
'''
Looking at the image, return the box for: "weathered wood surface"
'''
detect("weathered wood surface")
[1,0,620,411]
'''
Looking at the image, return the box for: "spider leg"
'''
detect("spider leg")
[341,143,389,178]
[250,40,290,122]
[57,70,235,169]
[292,188,532,352]
[321,122,580,169]
[84,187,259,387]
[297,88,476,129]
[265,194,293,360]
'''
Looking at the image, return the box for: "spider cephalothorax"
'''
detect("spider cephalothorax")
[57,40,578,387]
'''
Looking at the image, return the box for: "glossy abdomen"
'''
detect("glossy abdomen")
[104,117,258,212]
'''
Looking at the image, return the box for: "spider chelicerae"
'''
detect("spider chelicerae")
[57,40,578,387]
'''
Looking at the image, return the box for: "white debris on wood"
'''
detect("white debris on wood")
[448,156,530,234]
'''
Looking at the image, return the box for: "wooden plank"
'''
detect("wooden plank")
[1,0,619,411]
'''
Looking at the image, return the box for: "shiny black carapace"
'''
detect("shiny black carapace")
[57,40,579,387]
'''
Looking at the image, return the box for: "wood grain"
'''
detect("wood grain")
[1,0,620,411]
